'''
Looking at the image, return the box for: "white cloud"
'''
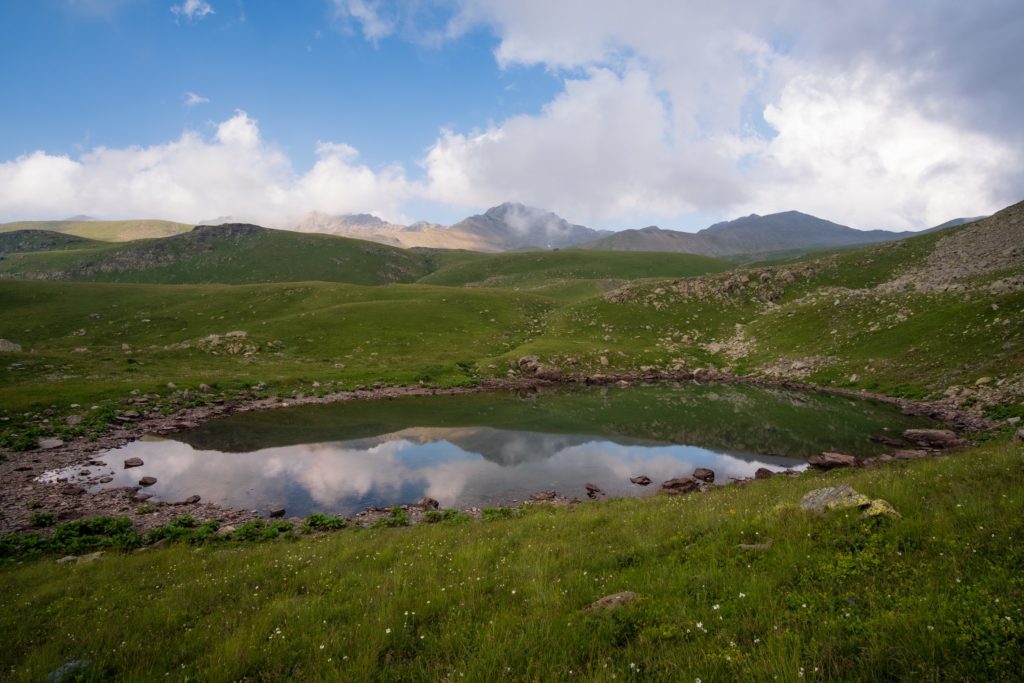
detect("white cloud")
[0,111,415,225]
[171,0,214,22]
[184,91,209,107]
[333,0,394,41]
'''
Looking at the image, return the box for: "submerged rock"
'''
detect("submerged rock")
[124,457,144,468]
[661,477,700,494]
[138,476,157,487]
[692,467,715,483]
[629,475,652,486]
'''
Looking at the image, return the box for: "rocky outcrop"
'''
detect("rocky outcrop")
[661,477,701,494]
[902,429,964,449]
[807,452,858,469]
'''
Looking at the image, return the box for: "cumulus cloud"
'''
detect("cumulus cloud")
[171,0,214,22]
[334,0,394,41]
[184,91,209,107]
[0,111,415,224]
[436,0,1023,228]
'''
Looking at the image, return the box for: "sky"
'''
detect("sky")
[0,0,1021,231]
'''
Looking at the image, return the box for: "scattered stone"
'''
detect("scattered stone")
[45,659,91,682]
[584,482,604,499]
[807,452,858,470]
[692,467,715,483]
[123,457,144,468]
[269,507,286,518]
[902,428,964,449]
[893,449,930,460]
[661,476,700,494]
[517,355,540,372]
[37,437,64,450]
[629,475,651,486]
[737,541,773,551]
[533,364,563,380]
[1007,416,1020,426]
[138,476,157,487]
[177,495,201,505]
[0,339,23,352]
[861,499,901,519]
[98,476,113,484]
[64,414,83,426]
[131,492,152,503]
[416,496,440,510]
[529,490,558,502]
[799,484,871,514]
[584,591,637,613]
[754,467,774,480]
[198,383,213,394]
[1014,428,1024,443]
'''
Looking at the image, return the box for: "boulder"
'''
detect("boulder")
[138,476,157,487]
[98,476,113,484]
[533,364,563,380]
[269,507,286,518]
[416,496,440,510]
[902,429,964,449]
[868,433,904,448]
[861,499,901,519]
[130,492,152,503]
[517,355,540,371]
[584,482,604,499]
[692,467,715,483]
[893,449,929,460]
[661,477,700,494]
[177,495,201,505]
[629,475,651,486]
[799,484,871,514]
[0,339,22,352]
[807,452,858,470]
[64,415,83,426]
[529,490,558,502]
[754,467,775,480]
[37,437,64,450]
[123,457,144,468]
[584,591,636,613]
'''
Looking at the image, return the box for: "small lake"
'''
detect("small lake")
[71,383,936,517]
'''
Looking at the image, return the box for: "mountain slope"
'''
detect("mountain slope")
[0,230,101,255]
[0,219,192,242]
[581,210,914,256]
[0,224,435,285]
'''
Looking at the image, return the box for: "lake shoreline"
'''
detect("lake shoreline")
[0,371,990,534]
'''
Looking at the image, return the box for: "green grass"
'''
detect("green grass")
[0,225,434,285]
[1,438,1021,681]
[0,219,192,242]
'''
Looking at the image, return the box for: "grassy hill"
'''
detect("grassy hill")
[0,224,435,286]
[0,219,192,242]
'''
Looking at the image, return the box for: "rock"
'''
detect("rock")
[892,449,930,460]
[533,364,562,380]
[269,507,286,518]
[584,591,637,613]
[599,355,609,367]
[1013,428,1024,443]
[178,495,201,505]
[123,457,144,468]
[584,482,604,499]
[902,429,964,449]
[45,659,91,683]
[98,476,113,484]
[0,339,22,352]
[37,437,64,450]
[974,376,993,385]
[517,355,540,371]
[1007,416,1020,426]
[861,499,901,519]
[692,467,715,483]
[629,475,652,486]
[799,484,871,514]
[754,467,774,480]
[661,477,700,494]
[737,541,773,551]
[130,492,152,502]
[56,555,77,565]
[416,496,440,510]
[64,414,83,426]
[138,476,157,487]
[529,490,558,502]
[807,452,858,469]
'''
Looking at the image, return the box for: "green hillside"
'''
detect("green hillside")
[0,219,192,242]
[0,224,434,285]
[0,230,101,255]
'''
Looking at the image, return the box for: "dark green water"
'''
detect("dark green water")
[82,383,935,516]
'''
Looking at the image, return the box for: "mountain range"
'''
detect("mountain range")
[2,203,984,257]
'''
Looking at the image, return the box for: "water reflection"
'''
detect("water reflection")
[89,427,804,516]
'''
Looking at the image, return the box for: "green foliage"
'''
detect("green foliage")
[28,512,55,528]
[423,509,471,524]
[481,506,520,521]
[230,519,294,542]
[0,516,144,559]
[301,513,348,533]
[371,506,411,528]
[147,516,220,545]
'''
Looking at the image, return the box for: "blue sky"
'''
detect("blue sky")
[0,1,1020,230]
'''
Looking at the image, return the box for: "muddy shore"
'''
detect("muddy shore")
[0,371,992,534]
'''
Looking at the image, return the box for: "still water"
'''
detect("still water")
[81,383,935,516]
